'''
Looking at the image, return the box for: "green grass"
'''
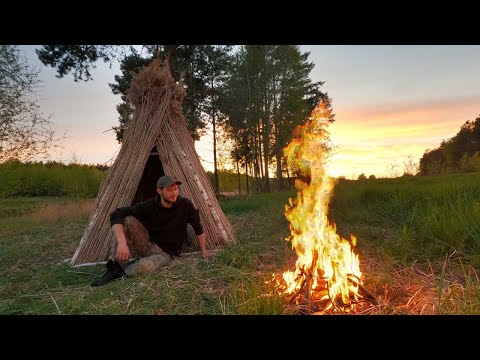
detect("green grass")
[330,173,480,266]
[1,173,480,314]
[0,195,293,315]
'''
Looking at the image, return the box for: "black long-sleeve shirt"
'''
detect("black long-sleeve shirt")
[110,195,204,256]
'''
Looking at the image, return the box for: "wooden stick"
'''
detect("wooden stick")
[358,284,378,305]
[179,249,222,257]
[72,261,107,268]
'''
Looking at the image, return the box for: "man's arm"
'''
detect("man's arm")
[197,233,215,259]
[197,233,207,258]
[109,199,153,261]
[112,223,131,261]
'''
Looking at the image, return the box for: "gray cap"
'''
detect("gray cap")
[157,175,182,189]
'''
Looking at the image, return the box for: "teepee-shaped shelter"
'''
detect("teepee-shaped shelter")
[70,59,236,266]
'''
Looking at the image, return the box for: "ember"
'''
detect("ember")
[279,101,364,314]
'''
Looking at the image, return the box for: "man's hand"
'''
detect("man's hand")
[116,242,131,261]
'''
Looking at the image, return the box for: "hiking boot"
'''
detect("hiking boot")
[91,259,126,287]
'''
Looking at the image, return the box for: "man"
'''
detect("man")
[91,175,211,287]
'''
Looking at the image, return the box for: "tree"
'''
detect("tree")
[270,45,331,191]
[0,45,62,163]
[37,45,212,143]
[418,115,480,175]
[36,45,130,82]
[459,152,480,172]
[419,147,445,175]
[36,44,330,188]
[200,45,234,194]
[220,45,329,193]
[108,49,152,143]
[386,160,401,178]
[403,154,420,176]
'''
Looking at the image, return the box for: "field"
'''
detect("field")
[1,173,480,315]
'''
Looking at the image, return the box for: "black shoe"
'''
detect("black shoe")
[91,260,126,287]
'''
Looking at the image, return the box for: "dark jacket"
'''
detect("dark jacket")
[110,195,204,256]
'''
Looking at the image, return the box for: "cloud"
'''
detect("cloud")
[323,96,480,178]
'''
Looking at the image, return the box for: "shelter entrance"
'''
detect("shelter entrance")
[132,146,164,204]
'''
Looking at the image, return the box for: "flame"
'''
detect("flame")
[281,101,362,313]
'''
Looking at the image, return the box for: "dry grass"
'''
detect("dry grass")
[27,200,94,223]
[354,257,439,314]
[346,249,480,315]
[276,246,480,315]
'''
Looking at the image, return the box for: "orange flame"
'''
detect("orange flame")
[281,101,362,313]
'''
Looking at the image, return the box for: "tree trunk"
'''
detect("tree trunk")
[211,77,219,195]
[256,118,264,191]
[212,114,219,194]
[236,159,241,195]
[276,150,284,191]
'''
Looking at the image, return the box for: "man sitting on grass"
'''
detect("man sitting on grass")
[91,175,213,287]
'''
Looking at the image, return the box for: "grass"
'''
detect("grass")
[0,197,59,217]
[1,173,480,314]
[330,173,480,265]
[0,195,292,315]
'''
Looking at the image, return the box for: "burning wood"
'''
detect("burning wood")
[285,264,378,314]
[278,100,376,314]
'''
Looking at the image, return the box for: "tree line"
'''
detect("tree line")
[9,45,478,190]
[0,159,270,197]
[36,45,332,194]
[0,160,106,197]
[419,115,480,175]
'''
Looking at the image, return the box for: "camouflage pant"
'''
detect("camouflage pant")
[111,216,172,276]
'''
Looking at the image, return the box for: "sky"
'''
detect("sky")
[18,45,480,179]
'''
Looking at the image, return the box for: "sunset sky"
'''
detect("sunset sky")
[19,45,480,179]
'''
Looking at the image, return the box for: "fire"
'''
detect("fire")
[281,101,362,313]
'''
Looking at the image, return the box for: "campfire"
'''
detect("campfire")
[278,101,372,314]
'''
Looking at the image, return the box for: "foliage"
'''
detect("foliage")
[199,45,235,193]
[419,115,480,175]
[0,160,105,198]
[108,50,152,143]
[36,45,131,82]
[36,45,330,194]
[37,45,224,143]
[459,152,480,173]
[0,160,261,199]
[0,45,63,163]
[219,45,330,193]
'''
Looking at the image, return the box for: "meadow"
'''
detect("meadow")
[1,172,480,314]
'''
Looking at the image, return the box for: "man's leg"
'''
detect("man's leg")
[91,216,170,286]
[123,252,172,276]
[122,216,172,276]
